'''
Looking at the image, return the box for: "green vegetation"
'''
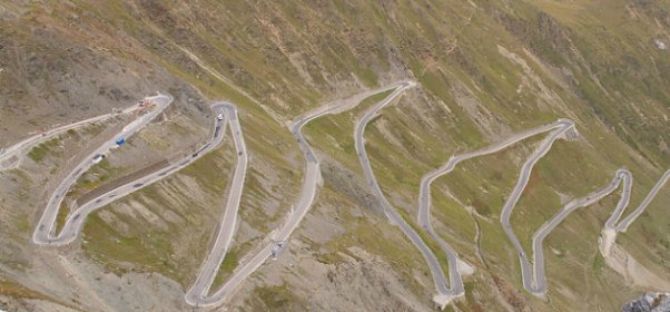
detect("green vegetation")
[306,89,468,284]
[8,1,670,310]
[312,186,428,296]
[322,213,428,295]
[0,279,79,309]
[54,201,69,233]
[245,283,307,311]
[303,89,392,169]
[209,239,258,292]
[592,251,605,274]
[83,212,181,277]
[315,251,346,265]
[81,143,235,288]
[27,137,61,163]
[73,159,115,193]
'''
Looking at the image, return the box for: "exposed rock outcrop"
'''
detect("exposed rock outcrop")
[622,292,670,312]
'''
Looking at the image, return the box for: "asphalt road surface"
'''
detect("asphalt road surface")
[615,169,670,232]
[185,104,248,306]
[25,84,668,307]
[420,114,668,297]
[32,93,173,245]
[530,169,629,294]
[352,80,463,308]
[531,167,669,294]
[498,119,574,295]
[417,119,577,302]
[604,170,633,230]
[0,102,141,170]
[187,81,411,308]
[600,169,670,261]
[33,101,230,246]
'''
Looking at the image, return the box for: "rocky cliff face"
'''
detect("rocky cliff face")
[622,292,670,312]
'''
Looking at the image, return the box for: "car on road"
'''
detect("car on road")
[115,137,126,146]
[92,154,105,164]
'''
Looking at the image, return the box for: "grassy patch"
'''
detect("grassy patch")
[209,240,257,293]
[82,213,178,280]
[315,186,428,296]
[315,251,346,265]
[27,137,60,163]
[245,283,306,311]
[0,279,78,310]
[592,251,604,274]
[54,201,69,233]
[303,89,393,170]
[81,143,235,288]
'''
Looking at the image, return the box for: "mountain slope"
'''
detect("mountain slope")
[0,1,669,311]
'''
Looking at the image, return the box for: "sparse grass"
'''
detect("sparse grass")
[303,89,393,170]
[245,283,306,311]
[0,280,46,300]
[211,248,238,286]
[14,213,30,234]
[14,1,670,310]
[305,89,453,276]
[592,251,604,274]
[75,159,115,191]
[54,201,69,233]
[315,251,346,265]
[314,186,428,296]
[325,215,428,294]
[0,280,78,310]
[209,239,258,292]
[83,213,179,278]
[81,142,235,288]
[27,137,60,163]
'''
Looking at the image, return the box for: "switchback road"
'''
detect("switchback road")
[186,104,248,306]
[0,102,142,171]
[418,119,577,302]
[26,84,669,308]
[353,81,463,308]
[498,119,575,295]
[33,93,173,245]
[530,169,629,294]
[187,81,412,308]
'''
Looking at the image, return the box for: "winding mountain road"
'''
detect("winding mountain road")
[529,167,669,295]
[417,119,577,302]
[33,93,173,245]
[34,102,230,245]
[615,169,670,232]
[187,81,412,308]
[0,102,143,171]
[600,169,670,262]
[23,81,669,308]
[494,120,667,296]
[498,119,575,295]
[530,169,629,294]
[353,80,464,308]
[186,104,248,306]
